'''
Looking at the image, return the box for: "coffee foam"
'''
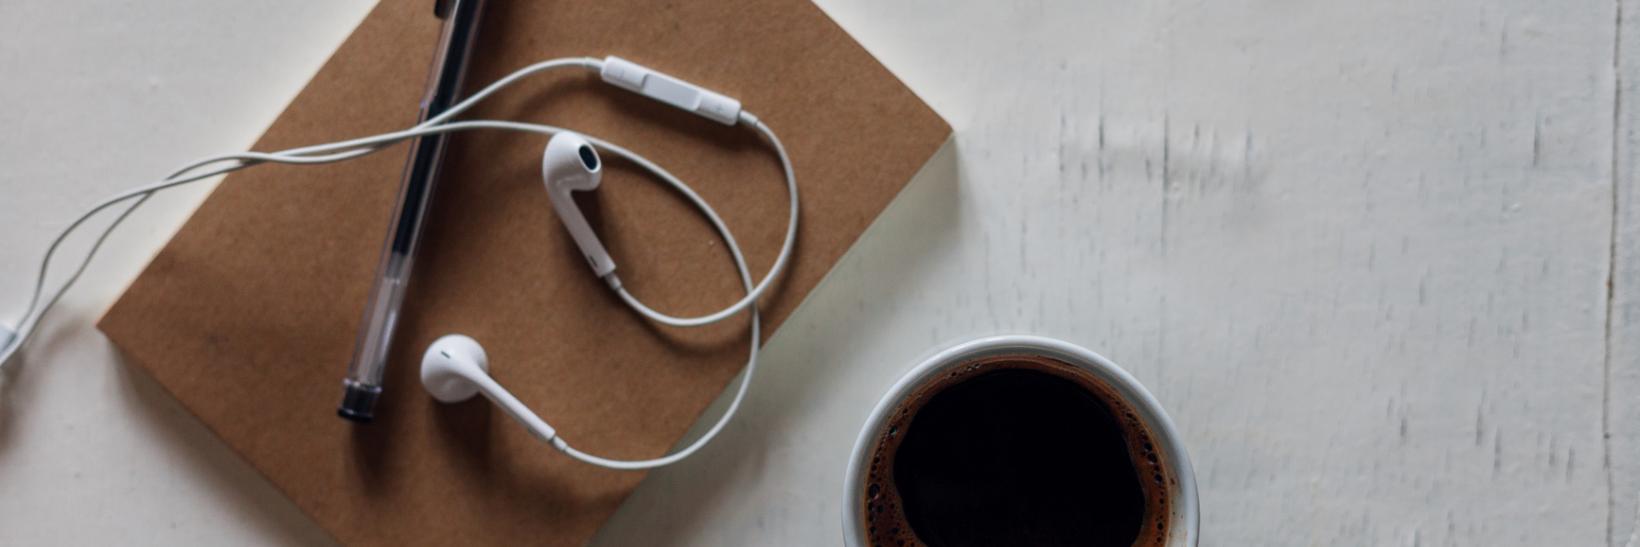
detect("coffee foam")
[859,354,1175,547]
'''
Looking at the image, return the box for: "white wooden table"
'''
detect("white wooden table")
[2,1,1636,545]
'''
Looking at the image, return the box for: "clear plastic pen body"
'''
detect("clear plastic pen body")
[338,128,450,422]
[339,251,414,418]
[337,0,483,422]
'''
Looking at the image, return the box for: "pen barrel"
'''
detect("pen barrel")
[338,0,484,422]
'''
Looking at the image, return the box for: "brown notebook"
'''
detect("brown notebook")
[97,0,947,545]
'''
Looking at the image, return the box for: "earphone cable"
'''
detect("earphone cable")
[3,59,605,367]
[605,114,799,328]
[0,58,797,473]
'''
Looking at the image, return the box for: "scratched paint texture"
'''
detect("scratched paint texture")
[1611,1,1640,546]
[597,0,1627,545]
[0,0,1632,545]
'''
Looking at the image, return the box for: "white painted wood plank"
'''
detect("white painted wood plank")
[600,0,1620,545]
[0,0,1624,545]
[0,1,370,545]
[1609,0,1640,545]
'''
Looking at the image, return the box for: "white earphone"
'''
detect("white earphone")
[413,126,780,471]
[421,334,561,442]
[1,56,799,472]
[541,132,616,276]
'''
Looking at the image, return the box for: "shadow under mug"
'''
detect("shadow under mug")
[842,335,1199,546]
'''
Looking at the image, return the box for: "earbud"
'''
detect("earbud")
[420,334,557,441]
[542,132,617,277]
[420,334,490,403]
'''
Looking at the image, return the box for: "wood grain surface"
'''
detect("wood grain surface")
[2,0,1638,545]
[605,0,1634,544]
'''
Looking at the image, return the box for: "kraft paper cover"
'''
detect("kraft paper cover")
[97,0,948,544]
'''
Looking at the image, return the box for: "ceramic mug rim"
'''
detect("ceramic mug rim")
[841,334,1199,546]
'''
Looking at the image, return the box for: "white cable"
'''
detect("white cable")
[3,59,604,367]
[388,118,779,468]
[0,57,798,474]
[352,119,782,468]
[0,118,775,470]
[606,114,798,328]
[552,174,762,469]
[3,155,363,367]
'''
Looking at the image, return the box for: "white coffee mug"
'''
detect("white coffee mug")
[842,335,1199,546]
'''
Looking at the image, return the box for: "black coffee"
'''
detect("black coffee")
[861,356,1170,547]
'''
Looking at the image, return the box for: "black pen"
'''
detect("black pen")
[338,0,486,422]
